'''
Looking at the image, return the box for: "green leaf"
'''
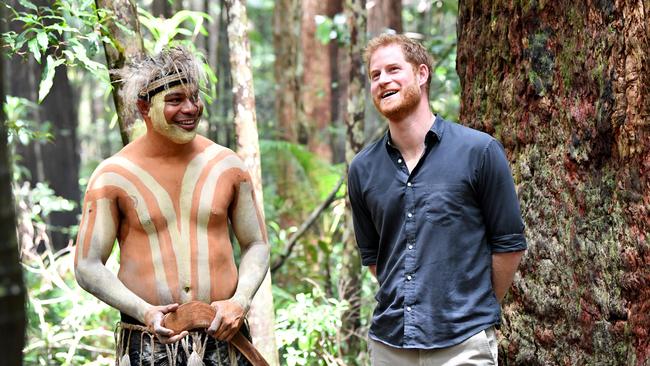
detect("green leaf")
[27,38,41,62]
[38,55,65,102]
[36,31,48,50]
[18,0,38,11]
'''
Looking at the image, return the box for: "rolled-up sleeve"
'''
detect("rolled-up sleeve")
[348,162,380,265]
[477,139,527,253]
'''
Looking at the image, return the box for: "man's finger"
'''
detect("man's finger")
[163,303,179,313]
[166,330,188,343]
[208,313,222,335]
[154,323,174,337]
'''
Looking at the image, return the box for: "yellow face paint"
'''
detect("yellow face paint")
[148,85,199,144]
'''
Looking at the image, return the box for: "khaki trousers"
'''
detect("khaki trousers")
[369,327,498,366]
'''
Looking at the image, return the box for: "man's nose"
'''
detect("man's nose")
[181,98,199,113]
[377,71,391,85]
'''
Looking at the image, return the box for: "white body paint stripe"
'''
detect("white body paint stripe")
[93,171,173,304]
[196,155,242,300]
[110,157,188,291]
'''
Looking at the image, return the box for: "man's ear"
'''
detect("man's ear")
[417,64,429,88]
[136,99,150,118]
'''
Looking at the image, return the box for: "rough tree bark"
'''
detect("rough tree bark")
[340,0,366,360]
[95,0,145,145]
[457,1,649,365]
[0,29,26,365]
[224,1,279,364]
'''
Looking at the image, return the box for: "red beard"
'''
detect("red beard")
[373,82,421,121]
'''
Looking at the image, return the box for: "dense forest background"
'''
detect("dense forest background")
[1,0,648,365]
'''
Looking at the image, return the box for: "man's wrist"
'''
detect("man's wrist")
[230,294,251,313]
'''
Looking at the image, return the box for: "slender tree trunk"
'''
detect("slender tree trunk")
[329,0,347,164]
[273,0,302,226]
[340,0,366,360]
[367,0,402,37]
[95,0,145,145]
[302,0,333,162]
[210,0,235,149]
[224,1,279,364]
[457,1,650,365]
[0,26,26,365]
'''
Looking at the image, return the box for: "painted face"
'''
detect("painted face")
[148,84,203,144]
[369,44,423,121]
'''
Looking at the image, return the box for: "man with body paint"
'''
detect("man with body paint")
[74,46,269,365]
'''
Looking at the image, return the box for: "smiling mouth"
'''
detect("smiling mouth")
[381,90,398,99]
[174,119,198,131]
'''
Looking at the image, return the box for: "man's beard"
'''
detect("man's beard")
[373,82,421,121]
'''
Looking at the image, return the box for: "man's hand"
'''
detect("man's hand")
[144,304,188,344]
[207,299,246,341]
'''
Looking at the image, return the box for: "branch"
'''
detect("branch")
[270,175,345,273]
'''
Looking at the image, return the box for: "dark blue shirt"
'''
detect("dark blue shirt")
[348,115,527,349]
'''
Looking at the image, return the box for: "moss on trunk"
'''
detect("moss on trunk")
[457,0,649,364]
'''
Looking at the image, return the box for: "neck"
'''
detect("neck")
[142,125,197,158]
[387,100,434,157]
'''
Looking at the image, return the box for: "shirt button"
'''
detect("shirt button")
[407,275,412,281]
[407,212,413,218]
[407,182,412,187]
[408,245,413,250]
[406,306,412,312]
[397,158,402,163]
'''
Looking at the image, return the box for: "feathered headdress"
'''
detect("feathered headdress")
[112,46,205,122]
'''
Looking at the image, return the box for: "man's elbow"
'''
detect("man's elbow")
[74,260,96,293]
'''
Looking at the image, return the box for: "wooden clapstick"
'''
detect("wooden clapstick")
[162,301,269,366]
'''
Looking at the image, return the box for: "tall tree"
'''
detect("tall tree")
[0,23,26,364]
[224,0,279,364]
[457,1,649,364]
[340,0,366,360]
[95,0,145,144]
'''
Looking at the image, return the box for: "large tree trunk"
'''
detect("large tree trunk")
[457,1,649,365]
[95,0,145,145]
[340,0,366,360]
[224,1,279,364]
[0,26,26,365]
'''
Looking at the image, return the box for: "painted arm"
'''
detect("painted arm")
[74,189,186,344]
[491,250,524,303]
[208,180,270,341]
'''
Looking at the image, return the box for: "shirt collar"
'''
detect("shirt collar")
[385,114,444,149]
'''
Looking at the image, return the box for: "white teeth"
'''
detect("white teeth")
[382,91,397,98]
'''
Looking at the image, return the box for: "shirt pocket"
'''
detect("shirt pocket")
[423,184,468,226]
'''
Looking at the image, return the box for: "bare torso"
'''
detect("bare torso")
[76,135,263,305]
